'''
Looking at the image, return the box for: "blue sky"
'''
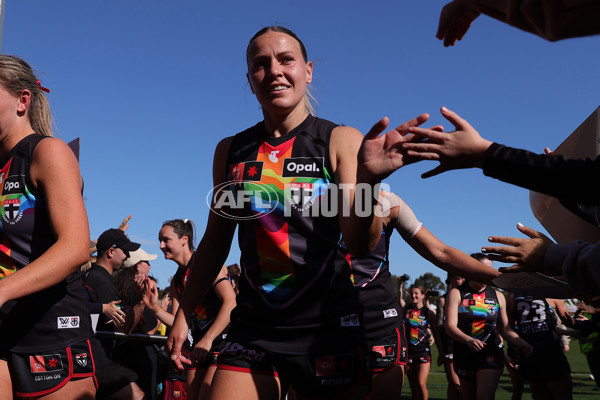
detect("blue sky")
[4,1,599,289]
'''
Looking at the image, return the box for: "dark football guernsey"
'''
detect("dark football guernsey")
[404,306,431,354]
[0,134,92,352]
[456,283,500,346]
[225,115,361,353]
[172,253,222,330]
[514,297,559,347]
[344,224,403,338]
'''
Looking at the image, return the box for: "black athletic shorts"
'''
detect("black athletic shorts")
[406,353,431,365]
[6,339,96,397]
[217,340,371,398]
[520,342,570,381]
[453,341,504,380]
[182,322,228,369]
[368,326,407,372]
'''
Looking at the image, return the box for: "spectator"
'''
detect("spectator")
[82,228,145,400]
[436,0,600,46]
[403,107,600,296]
[115,248,161,399]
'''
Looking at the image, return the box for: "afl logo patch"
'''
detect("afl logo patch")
[282,157,324,178]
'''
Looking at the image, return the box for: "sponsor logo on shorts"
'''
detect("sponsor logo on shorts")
[75,353,88,367]
[30,355,64,374]
[282,157,324,178]
[220,342,266,361]
[57,316,80,329]
[372,345,396,357]
[315,354,353,377]
[340,314,360,327]
[383,309,398,318]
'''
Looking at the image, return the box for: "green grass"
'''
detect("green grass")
[400,344,598,399]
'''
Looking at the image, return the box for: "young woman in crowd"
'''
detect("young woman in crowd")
[446,253,532,400]
[145,219,235,400]
[0,55,94,399]
[404,285,436,400]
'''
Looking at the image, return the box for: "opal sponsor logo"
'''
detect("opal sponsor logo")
[282,157,323,178]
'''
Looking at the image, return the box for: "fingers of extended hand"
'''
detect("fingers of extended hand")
[498,265,524,273]
[365,117,389,140]
[515,223,541,239]
[397,113,430,132]
[421,166,447,179]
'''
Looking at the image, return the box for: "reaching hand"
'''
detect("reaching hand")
[103,300,125,327]
[403,107,492,178]
[358,113,441,183]
[167,310,192,371]
[467,337,485,352]
[118,215,132,231]
[516,338,534,357]
[191,336,213,366]
[437,0,481,47]
[482,223,554,274]
[143,279,159,309]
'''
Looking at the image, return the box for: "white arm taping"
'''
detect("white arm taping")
[382,192,422,239]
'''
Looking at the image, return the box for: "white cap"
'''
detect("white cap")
[123,248,158,268]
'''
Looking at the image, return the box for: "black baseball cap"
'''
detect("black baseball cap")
[96,229,140,254]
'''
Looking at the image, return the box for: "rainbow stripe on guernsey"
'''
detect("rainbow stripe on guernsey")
[231,138,332,306]
[406,308,427,345]
[459,292,498,340]
[0,158,36,279]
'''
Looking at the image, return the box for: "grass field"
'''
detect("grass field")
[400,344,598,399]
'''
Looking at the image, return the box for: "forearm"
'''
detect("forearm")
[203,299,235,343]
[446,324,473,345]
[0,239,89,305]
[410,233,499,285]
[179,238,231,319]
[339,182,382,257]
[151,306,175,327]
[545,241,600,295]
[120,301,145,335]
[483,143,600,204]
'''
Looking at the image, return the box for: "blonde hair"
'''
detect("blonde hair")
[0,55,54,137]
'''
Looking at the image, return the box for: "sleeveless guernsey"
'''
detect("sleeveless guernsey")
[225,115,360,353]
[344,223,402,338]
[514,296,559,347]
[172,253,222,330]
[457,283,501,346]
[0,134,92,352]
[404,306,431,354]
